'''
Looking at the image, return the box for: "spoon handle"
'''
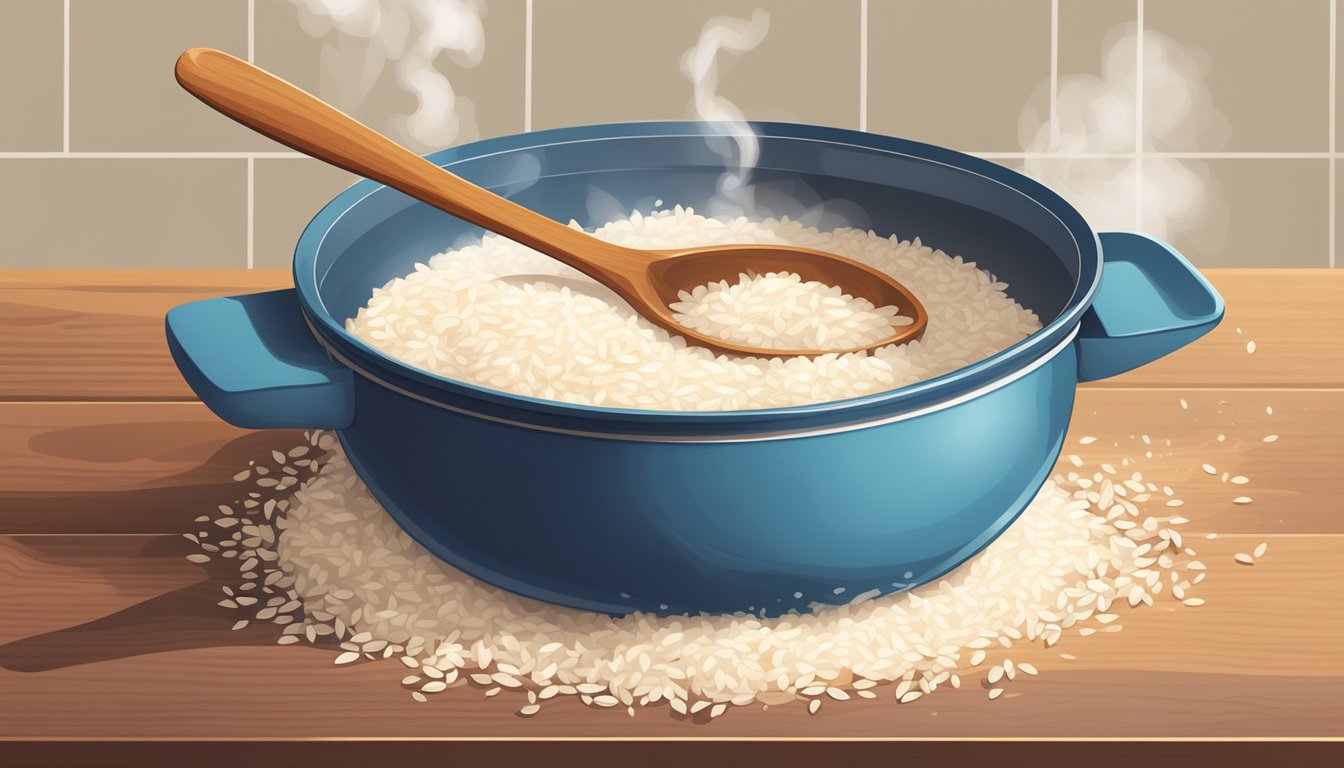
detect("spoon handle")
[174,48,643,275]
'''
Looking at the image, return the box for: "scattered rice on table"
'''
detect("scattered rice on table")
[189,430,1215,719]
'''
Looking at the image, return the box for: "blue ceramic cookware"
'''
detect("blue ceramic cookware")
[166,122,1223,616]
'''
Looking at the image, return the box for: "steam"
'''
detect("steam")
[1018,26,1228,242]
[289,0,485,149]
[680,9,770,200]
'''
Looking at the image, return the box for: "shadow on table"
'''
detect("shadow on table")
[0,541,292,672]
[3,428,305,534]
[0,431,319,672]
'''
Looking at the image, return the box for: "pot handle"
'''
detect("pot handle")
[165,289,355,429]
[1075,232,1224,382]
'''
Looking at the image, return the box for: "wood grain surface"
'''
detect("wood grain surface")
[0,532,1338,739]
[1,270,289,400]
[3,269,1342,400]
[1,390,1337,535]
[0,269,1340,745]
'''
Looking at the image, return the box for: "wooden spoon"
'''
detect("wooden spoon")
[175,48,927,358]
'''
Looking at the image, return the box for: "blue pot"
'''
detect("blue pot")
[165,122,1223,616]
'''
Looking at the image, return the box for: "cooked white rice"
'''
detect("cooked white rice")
[193,432,1209,719]
[346,207,1042,411]
[669,271,909,350]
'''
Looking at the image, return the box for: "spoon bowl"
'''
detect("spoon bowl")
[175,47,927,358]
[636,244,927,356]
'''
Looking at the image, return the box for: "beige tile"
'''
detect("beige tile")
[252,158,357,268]
[532,0,860,130]
[868,0,1051,152]
[0,159,246,268]
[70,0,273,152]
[1144,0,1330,152]
[1058,0,1134,81]
[1055,0,1136,152]
[255,0,525,151]
[1020,158,1141,232]
[0,0,63,151]
[1336,161,1341,268]
[1144,159,1329,268]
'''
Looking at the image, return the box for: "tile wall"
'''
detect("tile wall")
[0,0,1337,268]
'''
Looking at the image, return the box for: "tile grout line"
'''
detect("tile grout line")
[0,152,305,159]
[1135,0,1145,229]
[247,157,255,270]
[1050,0,1059,148]
[2,151,1337,161]
[248,0,255,270]
[859,0,868,132]
[524,0,533,133]
[1330,0,1337,268]
[62,0,70,152]
[973,152,1338,159]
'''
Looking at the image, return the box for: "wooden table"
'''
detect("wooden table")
[2,269,1341,759]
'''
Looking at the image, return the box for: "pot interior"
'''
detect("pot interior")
[302,125,1091,342]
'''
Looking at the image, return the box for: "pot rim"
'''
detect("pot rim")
[293,120,1100,431]
[315,316,1080,442]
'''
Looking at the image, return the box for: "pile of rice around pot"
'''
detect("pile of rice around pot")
[192,432,1211,719]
